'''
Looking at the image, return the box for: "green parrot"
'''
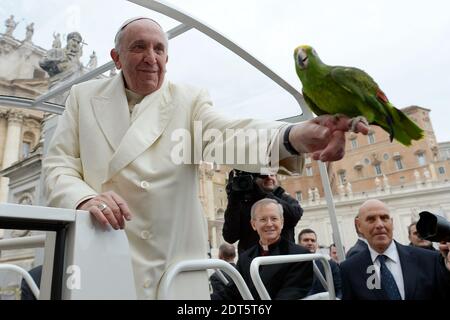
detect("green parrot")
[294,45,424,146]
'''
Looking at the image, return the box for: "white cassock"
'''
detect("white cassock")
[43,74,303,299]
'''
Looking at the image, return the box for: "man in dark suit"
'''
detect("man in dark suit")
[215,198,313,300]
[209,242,236,299]
[346,217,368,258]
[298,228,342,298]
[341,199,450,300]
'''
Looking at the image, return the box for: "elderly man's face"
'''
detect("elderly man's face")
[111,19,168,95]
[356,200,393,253]
[251,203,284,246]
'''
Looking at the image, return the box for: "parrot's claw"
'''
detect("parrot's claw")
[333,113,346,121]
[350,116,369,133]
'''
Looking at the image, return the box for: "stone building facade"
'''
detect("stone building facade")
[203,108,450,253]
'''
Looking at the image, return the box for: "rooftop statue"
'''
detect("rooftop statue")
[4,15,19,37]
[39,32,83,77]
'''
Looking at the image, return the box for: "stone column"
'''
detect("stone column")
[211,226,217,250]
[0,111,24,202]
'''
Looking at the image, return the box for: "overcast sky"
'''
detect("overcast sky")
[2,0,450,142]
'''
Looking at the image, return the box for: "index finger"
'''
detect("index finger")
[110,192,132,220]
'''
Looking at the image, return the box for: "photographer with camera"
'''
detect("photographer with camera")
[222,170,302,254]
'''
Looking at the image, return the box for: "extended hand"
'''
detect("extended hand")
[289,114,369,162]
[77,191,132,230]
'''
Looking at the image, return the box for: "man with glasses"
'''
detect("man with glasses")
[214,199,313,300]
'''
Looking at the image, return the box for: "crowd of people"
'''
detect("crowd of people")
[211,196,450,300]
[21,16,449,300]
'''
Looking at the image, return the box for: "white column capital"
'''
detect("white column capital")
[6,110,24,125]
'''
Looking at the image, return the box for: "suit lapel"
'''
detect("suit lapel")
[107,80,175,180]
[91,74,130,151]
[396,242,417,299]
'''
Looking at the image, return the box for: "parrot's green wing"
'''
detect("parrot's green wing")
[330,67,395,140]
[302,90,327,116]
[330,66,423,145]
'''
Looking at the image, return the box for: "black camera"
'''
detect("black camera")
[231,171,257,192]
[416,211,450,242]
[229,170,266,193]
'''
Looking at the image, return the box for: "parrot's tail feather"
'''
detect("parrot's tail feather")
[388,107,424,146]
[393,107,425,140]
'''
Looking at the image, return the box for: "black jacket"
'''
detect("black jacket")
[209,262,236,299]
[214,237,313,300]
[309,259,342,299]
[222,186,303,254]
[341,241,450,300]
[346,239,368,259]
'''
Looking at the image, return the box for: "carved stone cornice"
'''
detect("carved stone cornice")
[6,110,24,124]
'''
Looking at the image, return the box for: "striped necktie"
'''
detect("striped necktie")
[378,255,402,300]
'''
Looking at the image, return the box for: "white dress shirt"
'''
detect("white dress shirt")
[368,241,405,299]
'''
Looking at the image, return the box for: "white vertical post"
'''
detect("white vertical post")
[318,161,345,262]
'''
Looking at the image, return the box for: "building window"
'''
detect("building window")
[395,158,403,170]
[21,131,35,159]
[417,152,426,166]
[338,170,346,185]
[383,153,389,160]
[351,139,358,149]
[22,141,31,158]
[368,132,376,144]
[374,164,382,175]
[305,157,311,164]
[364,158,370,165]
[439,167,446,175]
[295,191,302,201]
[356,168,364,179]
[306,166,313,176]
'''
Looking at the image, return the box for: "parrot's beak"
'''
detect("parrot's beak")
[297,50,308,69]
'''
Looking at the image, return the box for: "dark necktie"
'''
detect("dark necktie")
[378,255,402,300]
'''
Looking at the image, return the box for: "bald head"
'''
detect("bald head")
[358,199,390,218]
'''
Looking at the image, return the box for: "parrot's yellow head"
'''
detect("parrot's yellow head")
[294,45,319,70]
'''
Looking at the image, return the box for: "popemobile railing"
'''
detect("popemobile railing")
[0,203,136,299]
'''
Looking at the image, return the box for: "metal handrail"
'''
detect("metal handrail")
[0,234,46,250]
[249,253,336,300]
[313,260,328,289]
[0,95,65,115]
[158,258,253,300]
[0,264,40,299]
